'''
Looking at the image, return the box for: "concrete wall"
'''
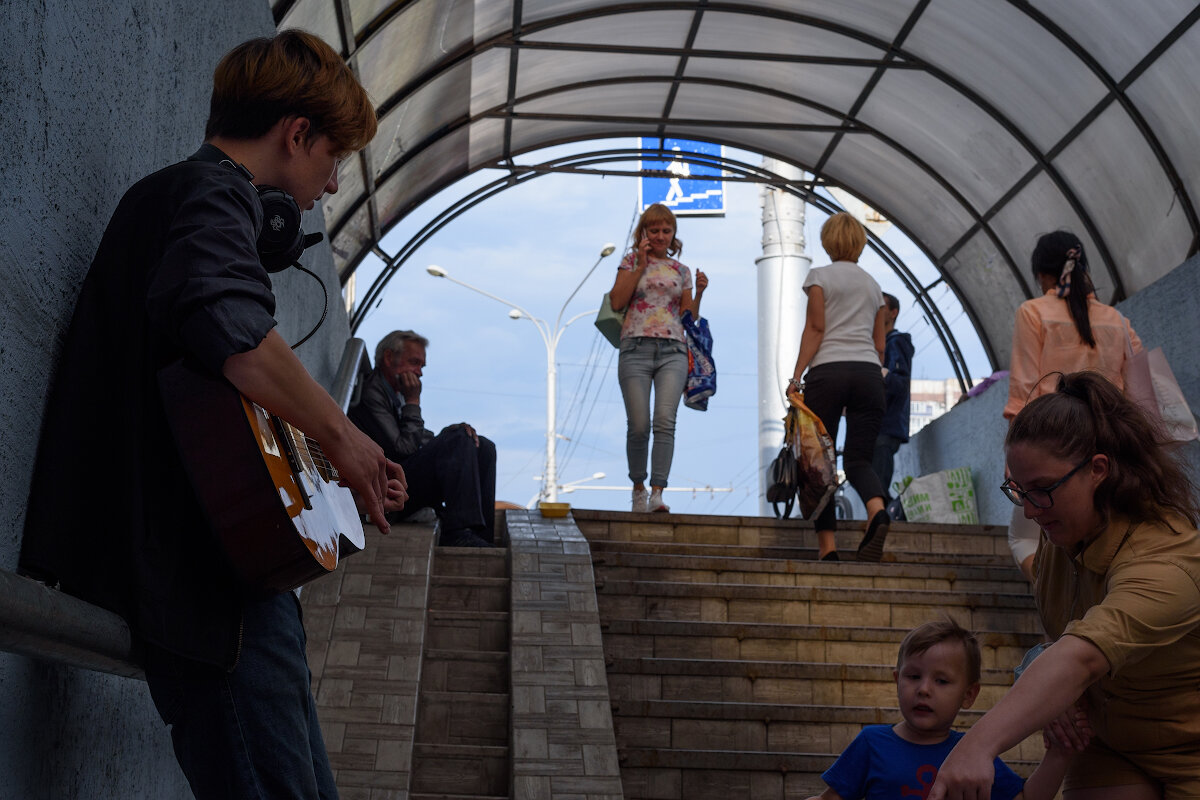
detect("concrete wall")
[0,4,352,798]
[897,253,1200,527]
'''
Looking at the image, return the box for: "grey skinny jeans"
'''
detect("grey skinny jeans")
[617,336,689,487]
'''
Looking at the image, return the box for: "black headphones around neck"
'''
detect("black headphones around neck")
[217,158,305,273]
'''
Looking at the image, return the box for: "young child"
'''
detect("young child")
[807,619,1076,800]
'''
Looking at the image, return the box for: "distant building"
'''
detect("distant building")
[909,378,993,435]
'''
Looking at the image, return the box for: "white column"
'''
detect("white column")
[545,342,558,502]
[756,159,811,516]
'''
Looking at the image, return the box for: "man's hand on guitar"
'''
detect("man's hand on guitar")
[326,423,403,534]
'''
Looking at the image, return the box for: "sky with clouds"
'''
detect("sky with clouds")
[347,139,993,516]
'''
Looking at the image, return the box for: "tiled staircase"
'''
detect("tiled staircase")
[411,543,512,800]
[572,510,1045,799]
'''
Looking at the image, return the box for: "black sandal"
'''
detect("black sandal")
[856,510,891,563]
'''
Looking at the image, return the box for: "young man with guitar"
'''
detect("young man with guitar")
[20,31,404,799]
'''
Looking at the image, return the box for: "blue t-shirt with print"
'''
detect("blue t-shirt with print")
[823,725,1025,800]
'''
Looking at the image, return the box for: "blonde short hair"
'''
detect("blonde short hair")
[820,212,867,262]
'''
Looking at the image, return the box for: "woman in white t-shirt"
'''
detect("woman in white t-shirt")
[609,203,708,513]
[786,212,889,561]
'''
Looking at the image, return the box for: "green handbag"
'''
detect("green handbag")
[594,293,625,348]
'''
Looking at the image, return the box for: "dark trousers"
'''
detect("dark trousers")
[804,361,886,531]
[873,433,904,500]
[398,426,497,542]
[144,592,337,800]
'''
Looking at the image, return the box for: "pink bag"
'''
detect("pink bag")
[1123,342,1198,443]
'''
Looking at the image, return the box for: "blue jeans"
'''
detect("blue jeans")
[144,592,337,800]
[618,336,689,487]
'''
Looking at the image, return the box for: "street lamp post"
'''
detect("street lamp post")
[426,242,616,503]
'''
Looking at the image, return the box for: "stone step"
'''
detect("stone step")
[415,690,509,747]
[427,576,510,614]
[604,656,1017,707]
[617,745,1039,798]
[420,650,509,694]
[610,699,1045,766]
[596,579,1039,635]
[591,550,1029,594]
[600,618,1039,672]
[409,743,509,796]
[585,537,1016,569]
[617,747,839,798]
[574,511,1011,560]
[431,546,509,579]
[425,609,510,652]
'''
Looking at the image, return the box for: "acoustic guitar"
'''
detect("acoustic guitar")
[158,359,364,593]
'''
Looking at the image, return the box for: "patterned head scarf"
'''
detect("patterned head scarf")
[1056,245,1082,298]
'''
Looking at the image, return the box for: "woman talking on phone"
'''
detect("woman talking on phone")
[608,203,708,513]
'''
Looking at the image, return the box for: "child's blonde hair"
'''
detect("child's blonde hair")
[896,618,982,684]
[633,203,682,257]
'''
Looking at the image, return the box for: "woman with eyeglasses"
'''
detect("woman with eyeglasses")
[930,370,1200,799]
[1003,231,1142,580]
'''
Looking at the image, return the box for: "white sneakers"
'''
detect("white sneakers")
[632,487,670,513]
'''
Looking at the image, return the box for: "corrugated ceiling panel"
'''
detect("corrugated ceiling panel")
[823,133,977,257]
[670,83,842,127]
[685,59,873,117]
[666,125,835,177]
[277,0,341,47]
[369,61,472,180]
[1030,0,1196,81]
[508,120,642,156]
[940,230,1022,368]
[1127,22,1200,260]
[694,11,884,59]
[375,127,471,232]
[355,0,474,106]
[1052,103,1192,295]
[905,0,1107,152]
[330,203,372,278]
[516,82,671,118]
[858,69,1035,213]
[770,0,920,43]
[470,47,509,116]
[514,50,680,99]
[523,9,693,48]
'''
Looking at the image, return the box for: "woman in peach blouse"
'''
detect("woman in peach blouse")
[1004,230,1141,579]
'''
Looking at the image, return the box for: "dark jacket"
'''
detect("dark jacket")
[20,144,277,668]
[880,330,914,442]
[348,367,434,464]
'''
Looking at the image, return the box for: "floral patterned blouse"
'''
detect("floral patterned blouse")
[617,251,693,342]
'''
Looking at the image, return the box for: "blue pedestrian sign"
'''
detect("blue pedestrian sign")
[639,138,726,217]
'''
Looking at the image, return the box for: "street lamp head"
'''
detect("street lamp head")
[508,309,523,320]
[600,243,616,257]
[426,265,447,277]
[592,472,606,480]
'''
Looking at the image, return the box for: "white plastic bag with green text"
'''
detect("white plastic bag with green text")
[899,467,979,525]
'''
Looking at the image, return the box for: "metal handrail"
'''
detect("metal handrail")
[0,568,142,678]
[331,337,369,413]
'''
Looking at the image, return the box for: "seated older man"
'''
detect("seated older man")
[350,330,496,547]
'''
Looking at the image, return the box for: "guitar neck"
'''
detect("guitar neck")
[276,418,340,484]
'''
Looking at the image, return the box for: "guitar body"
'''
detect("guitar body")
[158,359,364,594]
